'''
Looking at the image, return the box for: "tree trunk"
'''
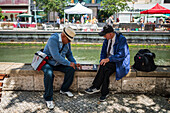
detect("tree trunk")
[53,11,55,30]
[48,11,50,23]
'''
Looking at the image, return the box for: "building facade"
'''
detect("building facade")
[0,0,169,23]
[0,0,30,22]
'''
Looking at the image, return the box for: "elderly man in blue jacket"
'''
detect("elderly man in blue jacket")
[85,24,130,102]
[42,27,81,109]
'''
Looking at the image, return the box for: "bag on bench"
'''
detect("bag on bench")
[133,49,157,72]
[31,49,48,71]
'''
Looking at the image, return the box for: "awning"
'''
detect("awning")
[1,10,27,13]
[17,14,33,17]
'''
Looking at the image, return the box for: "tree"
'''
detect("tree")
[0,8,3,20]
[101,0,132,20]
[35,0,68,27]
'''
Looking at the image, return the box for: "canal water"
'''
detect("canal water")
[0,46,169,65]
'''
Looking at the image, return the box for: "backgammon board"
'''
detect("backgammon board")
[78,64,99,71]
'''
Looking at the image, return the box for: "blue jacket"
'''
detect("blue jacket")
[100,32,130,80]
[43,33,76,66]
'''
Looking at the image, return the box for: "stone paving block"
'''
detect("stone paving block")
[165,78,170,94]
[166,78,170,87]
[165,88,170,95]
[1,63,170,95]
[75,71,96,77]
[78,76,94,91]
[34,74,44,91]
[125,69,136,77]
[3,73,34,90]
[33,70,62,91]
[34,71,78,91]
[53,75,77,91]
[70,76,77,91]
[155,78,166,94]
[54,76,64,90]
[122,77,156,93]
[53,71,78,91]
[5,63,25,74]
[109,76,122,92]
[0,91,170,113]
[0,62,14,73]
[136,67,170,77]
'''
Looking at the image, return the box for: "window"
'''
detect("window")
[96,0,102,3]
[164,0,170,3]
[75,0,92,3]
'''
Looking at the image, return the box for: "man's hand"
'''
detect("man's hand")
[75,63,82,70]
[70,62,76,69]
[100,58,110,66]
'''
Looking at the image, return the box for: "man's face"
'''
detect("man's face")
[104,33,112,40]
[61,32,71,44]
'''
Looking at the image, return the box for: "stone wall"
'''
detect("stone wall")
[0,62,170,95]
[0,31,170,44]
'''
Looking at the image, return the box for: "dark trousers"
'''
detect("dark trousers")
[41,63,75,101]
[92,62,116,96]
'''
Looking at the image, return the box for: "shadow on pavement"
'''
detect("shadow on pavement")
[0,91,169,113]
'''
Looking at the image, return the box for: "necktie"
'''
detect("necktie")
[107,40,112,58]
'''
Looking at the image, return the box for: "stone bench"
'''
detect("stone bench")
[0,62,169,95]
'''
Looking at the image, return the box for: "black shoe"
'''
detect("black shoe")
[85,86,100,94]
[100,94,109,102]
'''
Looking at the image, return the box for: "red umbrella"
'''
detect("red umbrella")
[140,3,170,14]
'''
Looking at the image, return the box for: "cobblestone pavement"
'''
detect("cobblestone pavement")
[0,91,169,113]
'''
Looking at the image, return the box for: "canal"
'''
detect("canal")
[0,46,169,65]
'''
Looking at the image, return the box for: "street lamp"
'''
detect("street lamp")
[34,1,37,29]
[132,1,135,12]
[131,0,135,23]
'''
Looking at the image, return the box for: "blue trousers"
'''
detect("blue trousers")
[41,63,75,101]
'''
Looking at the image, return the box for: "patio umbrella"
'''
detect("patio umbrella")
[140,3,170,14]
[34,15,43,19]
[133,14,146,19]
[17,14,33,17]
[148,14,169,18]
[133,15,141,19]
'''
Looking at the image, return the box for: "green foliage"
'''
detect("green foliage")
[101,0,132,15]
[71,44,102,47]
[128,44,170,48]
[0,8,3,19]
[35,0,67,15]
[1,15,4,20]
[0,43,46,47]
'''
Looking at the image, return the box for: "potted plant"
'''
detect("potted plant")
[37,23,44,30]
[1,16,5,21]
[2,23,8,30]
[8,23,14,30]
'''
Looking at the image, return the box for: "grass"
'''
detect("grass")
[0,43,170,48]
[128,44,170,48]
